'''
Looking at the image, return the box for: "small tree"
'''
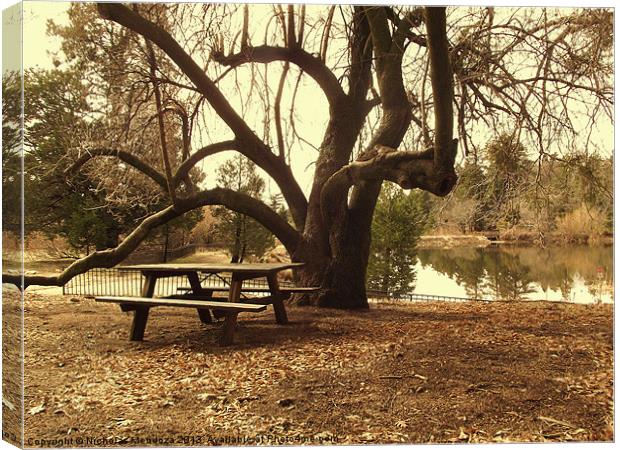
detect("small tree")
[213,155,275,262]
[367,183,428,295]
[190,208,218,245]
[483,134,530,230]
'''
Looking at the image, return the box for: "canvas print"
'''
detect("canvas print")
[2,1,614,447]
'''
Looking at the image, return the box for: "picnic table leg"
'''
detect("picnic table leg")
[219,276,243,345]
[267,273,288,325]
[129,274,156,341]
[197,308,212,324]
[141,273,157,297]
[130,306,150,341]
[187,272,213,324]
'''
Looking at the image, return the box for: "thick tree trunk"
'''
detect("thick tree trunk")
[294,101,371,308]
[294,247,370,310]
[319,231,371,309]
[294,196,374,310]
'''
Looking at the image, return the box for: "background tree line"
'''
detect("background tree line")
[365,133,612,295]
[433,133,612,240]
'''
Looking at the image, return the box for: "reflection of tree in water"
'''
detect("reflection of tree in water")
[417,245,613,302]
[558,269,573,301]
[517,246,613,301]
[480,249,535,301]
[418,248,486,298]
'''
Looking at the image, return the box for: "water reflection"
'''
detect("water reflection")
[415,245,613,304]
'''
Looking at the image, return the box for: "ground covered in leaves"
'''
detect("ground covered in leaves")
[4,290,614,445]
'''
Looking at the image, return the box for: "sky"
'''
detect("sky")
[3,0,617,199]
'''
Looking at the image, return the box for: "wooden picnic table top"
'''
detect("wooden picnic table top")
[117,262,304,275]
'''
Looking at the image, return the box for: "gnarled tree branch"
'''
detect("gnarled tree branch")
[184,188,302,252]
[321,142,457,228]
[333,7,457,237]
[172,140,238,188]
[3,188,302,289]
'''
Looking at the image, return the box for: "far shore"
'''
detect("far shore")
[419,232,613,249]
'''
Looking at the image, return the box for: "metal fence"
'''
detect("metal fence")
[367,290,487,303]
[62,268,296,298]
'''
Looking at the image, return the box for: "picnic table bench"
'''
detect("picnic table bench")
[95,262,318,345]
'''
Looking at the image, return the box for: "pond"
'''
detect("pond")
[413,245,613,304]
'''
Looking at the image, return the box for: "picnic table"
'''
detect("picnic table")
[96,262,308,345]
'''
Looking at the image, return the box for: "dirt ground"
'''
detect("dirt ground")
[2,290,614,446]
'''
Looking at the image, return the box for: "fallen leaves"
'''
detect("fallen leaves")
[538,415,577,428]
[276,398,295,409]
[112,418,134,427]
[538,415,588,440]
[28,404,45,415]
[379,372,427,381]
[467,382,500,394]
[449,427,488,443]
[2,398,16,411]
[13,291,613,444]
[197,393,218,402]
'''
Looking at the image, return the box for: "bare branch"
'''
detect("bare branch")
[241,5,249,49]
[287,4,296,48]
[274,5,287,44]
[347,6,373,102]
[319,6,336,62]
[145,39,178,205]
[211,45,346,107]
[172,140,238,188]
[297,5,306,48]
[96,2,259,146]
[4,188,302,289]
[424,7,455,169]
[274,62,290,159]
[66,149,168,191]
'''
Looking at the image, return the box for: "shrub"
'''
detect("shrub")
[555,204,606,243]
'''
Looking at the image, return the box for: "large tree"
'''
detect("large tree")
[5,4,612,310]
